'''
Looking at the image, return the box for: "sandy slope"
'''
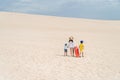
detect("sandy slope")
[0,12,120,80]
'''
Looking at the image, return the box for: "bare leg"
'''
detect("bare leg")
[64,52,67,56]
[70,48,72,56]
[82,52,84,57]
[79,52,81,57]
[73,48,74,57]
[79,51,81,57]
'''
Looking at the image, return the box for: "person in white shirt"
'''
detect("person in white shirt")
[68,37,75,57]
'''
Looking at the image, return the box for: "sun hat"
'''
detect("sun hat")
[69,36,74,40]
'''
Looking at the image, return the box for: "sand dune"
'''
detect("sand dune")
[0,12,120,80]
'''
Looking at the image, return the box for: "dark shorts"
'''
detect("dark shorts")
[64,49,67,52]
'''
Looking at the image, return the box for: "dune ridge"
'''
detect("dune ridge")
[0,12,120,80]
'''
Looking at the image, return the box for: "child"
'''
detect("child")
[79,40,84,57]
[64,43,68,56]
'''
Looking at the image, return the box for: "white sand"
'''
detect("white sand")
[0,12,120,80]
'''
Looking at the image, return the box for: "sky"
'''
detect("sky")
[0,0,120,20]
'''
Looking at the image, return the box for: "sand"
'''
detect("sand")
[0,12,120,80]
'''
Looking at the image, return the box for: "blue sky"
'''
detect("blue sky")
[0,0,120,20]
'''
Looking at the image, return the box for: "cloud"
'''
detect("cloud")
[20,0,32,2]
[52,0,120,19]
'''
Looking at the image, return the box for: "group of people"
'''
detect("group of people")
[64,36,84,57]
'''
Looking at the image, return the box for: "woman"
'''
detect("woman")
[68,36,75,56]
